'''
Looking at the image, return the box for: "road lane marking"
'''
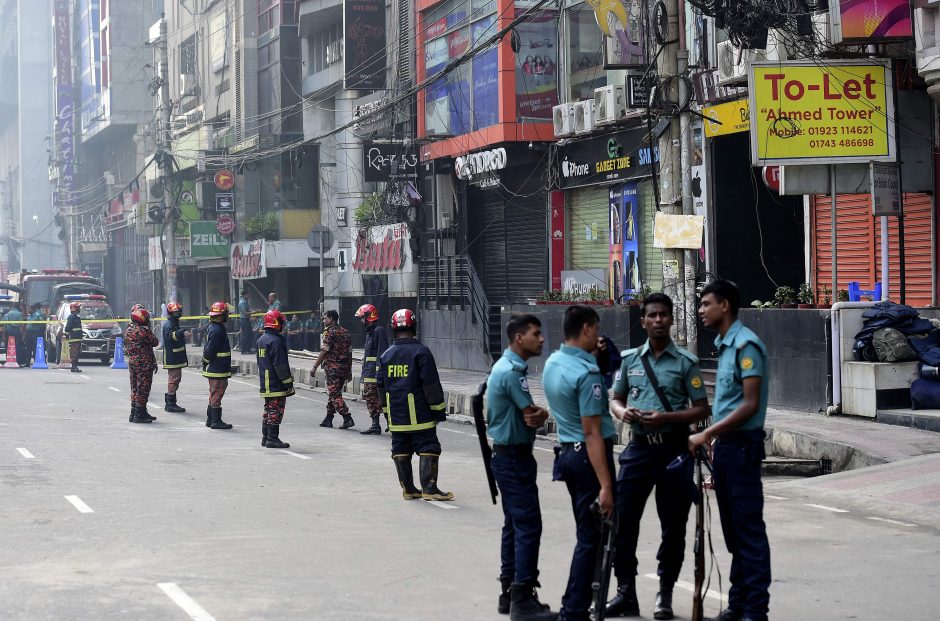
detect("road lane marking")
[107,386,120,392]
[148,402,162,411]
[643,574,725,603]
[425,501,459,510]
[282,450,312,460]
[79,374,91,380]
[805,503,848,513]
[16,448,35,459]
[157,583,217,621]
[765,494,788,500]
[867,516,916,527]
[65,495,94,514]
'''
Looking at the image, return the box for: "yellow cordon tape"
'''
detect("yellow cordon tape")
[0,310,318,324]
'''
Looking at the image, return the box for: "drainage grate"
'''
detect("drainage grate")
[820,458,833,475]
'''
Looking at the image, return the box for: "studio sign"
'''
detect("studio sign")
[455,147,508,180]
[363,142,418,182]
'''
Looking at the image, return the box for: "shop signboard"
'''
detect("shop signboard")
[362,142,419,182]
[561,270,608,296]
[609,182,641,302]
[231,240,266,280]
[748,60,895,166]
[703,98,750,138]
[190,221,230,258]
[352,223,412,274]
[556,127,658,189]
[871,163,901,216]
[456,147,507,188]
[344,0,386,91]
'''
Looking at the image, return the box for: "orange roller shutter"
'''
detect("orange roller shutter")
[812,193,934,307]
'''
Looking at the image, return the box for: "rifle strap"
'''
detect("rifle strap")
[639,354,673,413]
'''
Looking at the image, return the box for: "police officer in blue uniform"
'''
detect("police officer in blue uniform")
[606,293,710,620]
[487,314,556,621]
[543,305,618,621]
[376,309,453,501]
[690,280,771,621]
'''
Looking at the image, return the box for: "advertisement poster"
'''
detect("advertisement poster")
[610,183,640,300]
[749,60,895,165]
[515,11,559,120]
[344,0,386,90]
[472,16,499,129]
[833,0,912,43]
[603,0,645,68]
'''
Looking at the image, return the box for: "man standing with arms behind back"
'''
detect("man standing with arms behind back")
[690,279,771,621]
[487,314,556,621]
[238,291,253,354]
[543,304,618,621]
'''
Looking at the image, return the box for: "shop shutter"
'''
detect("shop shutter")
[812,193,934,306]
[638,180,664,293]
[478,176,548,304]
[568,187,610,284]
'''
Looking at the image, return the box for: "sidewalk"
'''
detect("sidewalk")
[185,345,940,471]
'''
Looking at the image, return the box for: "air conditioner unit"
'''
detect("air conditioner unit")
[552,103,576,137]
[594,85,627,126]
[574,100,595,134]
[717,31,790,86]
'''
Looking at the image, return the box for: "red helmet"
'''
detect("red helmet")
[131,304,145,313]
[263,309,285,332]
[391,308,416,330]
[69,301,81,312]
[208,301,229,318]
[130,306,151,325]
[355,303,379,323]
[166,302,182,315]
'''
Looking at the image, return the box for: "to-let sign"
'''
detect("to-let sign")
[748,60,895,165]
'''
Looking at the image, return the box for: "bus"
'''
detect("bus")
[7,270,102,313]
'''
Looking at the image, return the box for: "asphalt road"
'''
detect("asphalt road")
[1,364,938,620]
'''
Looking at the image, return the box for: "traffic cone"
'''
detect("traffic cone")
[110,337,127,369]
[57,336,71,369]
[31,336,48,369]
[4,336,19,368]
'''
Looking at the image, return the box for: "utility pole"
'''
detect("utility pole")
[156,15,176,303]
[677,4,696,354]
[657,0,686,345]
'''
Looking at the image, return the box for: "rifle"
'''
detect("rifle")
[591,499,617,621]
[692,447,712,621]
[472,382,499,504]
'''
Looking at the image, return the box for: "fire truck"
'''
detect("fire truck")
[6,269,102,313]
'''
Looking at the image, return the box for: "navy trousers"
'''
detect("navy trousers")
[553,440,615,621]
[713,430,771,620]
[492,447,542,586]
[613,433,693,586]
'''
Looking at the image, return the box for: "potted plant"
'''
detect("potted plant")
[837,289,850,303]
[818,285,832,309]
[751,300,773,310]
[773,285,797,308]
[797,283,815,309]
[625,285,653,307]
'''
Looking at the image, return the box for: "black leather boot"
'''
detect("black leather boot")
[206,405,212,427]
[360,414,381,435]
[164,393,185,413]
[262,422,269,446]
[130,405,152,424]
[339,414,355,429]
[319,414,334,428]
[498,576,512,614]
[653,581,674,620]
[208,406,232,430]
[392,455,422,500]
[138,404,156,421]
[605,577,640,617]
[265,424,290,449]
[129,406,136,422]
[419,454,454,501]
[509,583,557,621]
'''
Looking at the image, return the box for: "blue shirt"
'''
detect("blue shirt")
[238,299,250,319]
[487,349,536,446]
[713,320,769,431]
[612,340,708,435]
[543,344,617,443]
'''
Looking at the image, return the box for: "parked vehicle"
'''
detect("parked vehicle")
[46,294,122,364]
[7,269,101,313]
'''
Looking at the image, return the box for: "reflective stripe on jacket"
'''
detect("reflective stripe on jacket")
[376,337,446,432]
[257,330,295,397]
[65,313,83,343]
[202,321,232,378]
[162,317,189,369]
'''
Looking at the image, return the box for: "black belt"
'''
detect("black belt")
[558,438,614,452]
[493,444,533,457]
[634,429,689,446]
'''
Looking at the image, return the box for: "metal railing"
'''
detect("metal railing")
[418,255,489,330]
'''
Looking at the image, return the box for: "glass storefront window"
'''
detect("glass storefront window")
[514,9,559,120]
[565,3,606,102]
